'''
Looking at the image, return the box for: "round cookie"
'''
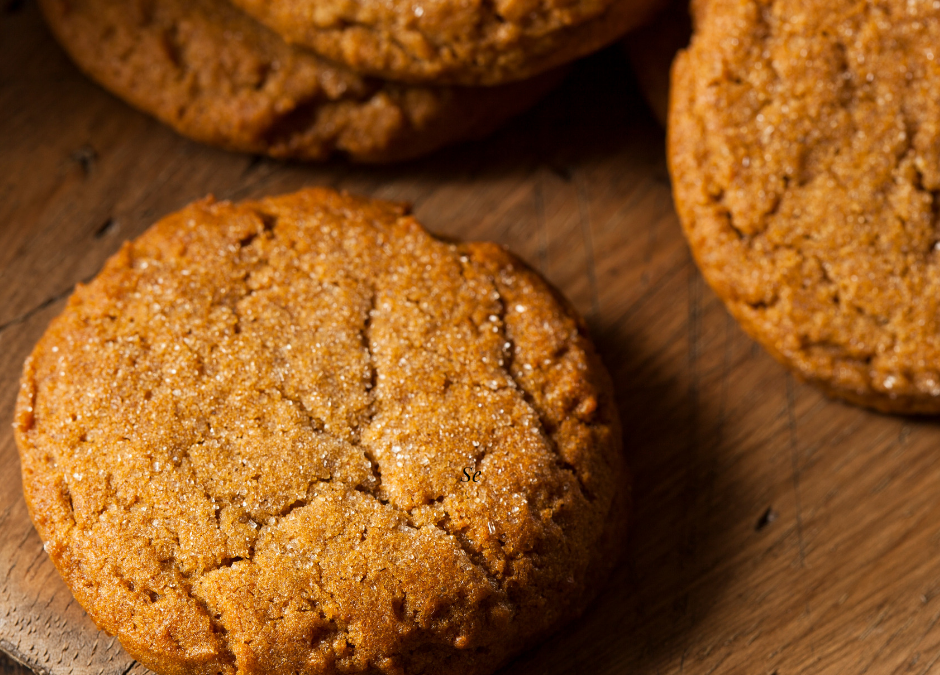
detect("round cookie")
[14,188,628,675]
[228,0,666,85]
[38,0,564,163]
[669,0,940,413]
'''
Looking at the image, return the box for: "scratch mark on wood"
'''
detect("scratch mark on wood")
[755,508,778,532]
[93,217,118,239]
[0,505,13,532]
[786,375,807,569]
[70,145,97,177]
[0,275,93,337]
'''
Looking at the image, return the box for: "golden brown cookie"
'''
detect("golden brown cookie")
[38,0,564,163]
[228,0,666,85]
[669,0,940,413]
[14,188,628,675]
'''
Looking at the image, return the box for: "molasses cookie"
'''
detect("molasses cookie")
[38,0,563,162]
[670,0,940,413]
[228,0,666,85]
[14,188,627,675]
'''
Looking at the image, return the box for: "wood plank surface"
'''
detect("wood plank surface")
[4,1,940,674]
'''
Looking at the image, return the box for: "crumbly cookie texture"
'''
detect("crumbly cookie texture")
[15,189,627,675]
[37,0,562,163]
[228,0,665,85]
[669,0,940,413]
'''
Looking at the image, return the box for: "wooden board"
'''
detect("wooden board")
[5,2,940,674]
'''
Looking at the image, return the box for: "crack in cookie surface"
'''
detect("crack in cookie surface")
[14,188,624,675]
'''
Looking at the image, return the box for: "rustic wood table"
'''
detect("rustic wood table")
[4,1,940,674]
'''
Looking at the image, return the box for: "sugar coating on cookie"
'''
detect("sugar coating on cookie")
[37,0,562,162]
[15,189,626,675]
[229,0,665,85]
[670,0,940,412]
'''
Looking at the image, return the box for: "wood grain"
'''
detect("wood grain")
[5,1,940,674]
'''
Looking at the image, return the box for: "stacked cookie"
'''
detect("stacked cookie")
[666,0,940,412]
[39,0,665,161]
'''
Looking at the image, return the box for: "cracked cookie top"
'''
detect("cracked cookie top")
[37,0,562,162]
[228,0,665,85]
[14,188,627,675]
[669,0,940,412]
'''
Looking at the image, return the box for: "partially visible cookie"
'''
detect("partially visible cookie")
[38,0,563,162]
[669,0,940,412]
[15,188,628,675]
[228,0,666,85]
